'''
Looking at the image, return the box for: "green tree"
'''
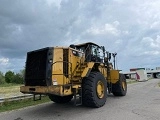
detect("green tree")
[12,69,25,84]
[0,71,5,84]
[19,69,25,78]
[12,73,24,84]
[5,71,15,83]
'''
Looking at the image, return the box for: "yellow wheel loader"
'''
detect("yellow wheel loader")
[20,42,127,108]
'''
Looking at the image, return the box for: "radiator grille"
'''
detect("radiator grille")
[63,49,69,78]
[25,48,52,86]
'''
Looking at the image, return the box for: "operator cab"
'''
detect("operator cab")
[70,42,105,63]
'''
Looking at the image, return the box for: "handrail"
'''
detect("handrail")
[52,61,72,75]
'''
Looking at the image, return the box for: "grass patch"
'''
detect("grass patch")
[0,83,51,112]
[0,96,50,113]
[0,83,22,87]
[0,84,23,98]
[158,82,160,87]
[0,86,21,94]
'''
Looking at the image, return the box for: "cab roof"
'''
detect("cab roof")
[74,42,101,48]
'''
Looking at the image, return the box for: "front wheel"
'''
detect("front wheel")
[112,73,127,96]
[82,72,107,108]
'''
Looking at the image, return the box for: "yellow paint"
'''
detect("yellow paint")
[122,81,126,91]
[81,62,94,77]
[96,81,105,98]
[20,86,60,95]
[52,48,65,85]
[98,65,107,78]
[68,48,85,74]
[72,85,81,89]
[108,70,119,84]
[20,85,73,96]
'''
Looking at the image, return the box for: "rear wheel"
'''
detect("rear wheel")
[48,94,73,103]
[82,72,107,108]
[112,73,127,96]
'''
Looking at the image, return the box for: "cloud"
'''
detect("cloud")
[86,21,120,36]
[140,35,160,55]
[0,0,160,72]
[0,57,10,72]
[0,58,9,66]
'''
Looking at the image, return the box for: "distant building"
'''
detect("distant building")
[146,68,150,71]
[156,67,160,70]
[130,68,145,71]
[123,67,160,80]
[146,67,160,79]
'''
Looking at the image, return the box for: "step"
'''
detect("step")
[75,72,81,76]
[72,76,81,81]
[78,66,86,69]
[76,70,83,73]
[73,88,82,106]
[73,75,81,78]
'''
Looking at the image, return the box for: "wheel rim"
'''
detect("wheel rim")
[97,81,105,98]
[122,81,126,91]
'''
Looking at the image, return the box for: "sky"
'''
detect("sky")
[0,0,160,73]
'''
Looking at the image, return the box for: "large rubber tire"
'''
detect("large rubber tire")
[48,94,73,103]
[112,73,127,96]
[82,72,107,108]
